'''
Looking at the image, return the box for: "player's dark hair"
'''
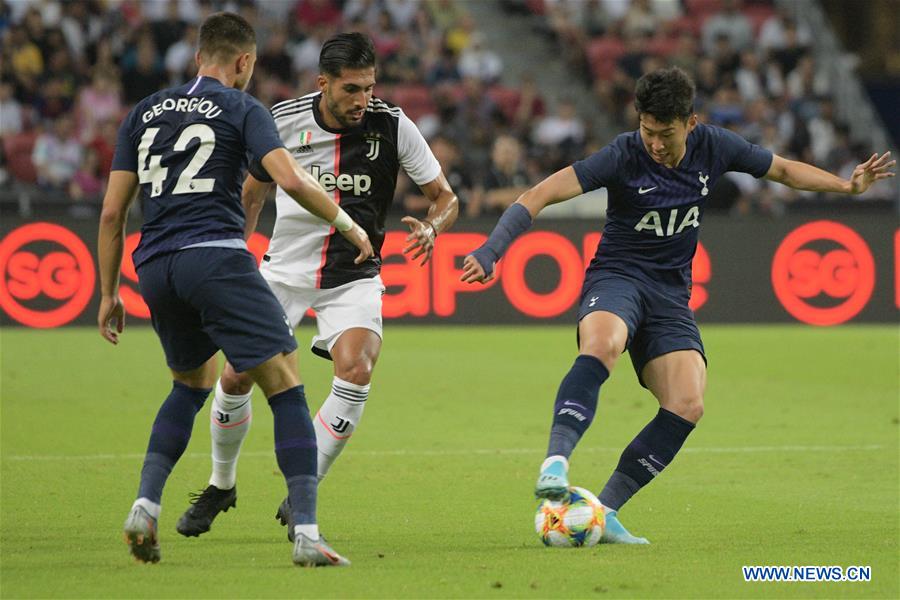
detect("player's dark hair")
[319,32,376,77]
[634,67,695,124]
[198,12,256,62]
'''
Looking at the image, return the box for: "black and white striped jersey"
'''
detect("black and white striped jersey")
[261,92,441,289]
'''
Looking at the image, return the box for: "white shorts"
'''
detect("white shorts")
[263,274,385,359]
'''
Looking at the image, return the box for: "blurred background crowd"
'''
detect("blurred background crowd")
[1,0,896,221]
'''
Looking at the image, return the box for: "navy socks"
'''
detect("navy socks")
[138,381,210,504]
[599,408,696,510]
[546,355,609,459]
[268,386,318,525]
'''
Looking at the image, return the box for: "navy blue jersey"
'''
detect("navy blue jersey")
[573,123,772,289]
[112,76,284,267]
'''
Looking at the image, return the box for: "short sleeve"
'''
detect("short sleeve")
[397,110,442,186]
[718,127,773,178]
[243,99,285,162]
[110,108,138,172]
[571,141,624,192]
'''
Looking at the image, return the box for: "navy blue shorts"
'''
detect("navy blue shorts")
[137,247,298,373]
[577,271,705,387]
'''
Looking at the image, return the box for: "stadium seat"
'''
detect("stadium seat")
[487,86,522,122]
[3,131,38,184]
[586,36,626,81]
[647,35,681,58]
[382,84,436,122]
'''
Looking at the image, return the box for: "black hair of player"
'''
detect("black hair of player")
[319,33,376,77]
[634,67,696,124]
[198,12,256,62]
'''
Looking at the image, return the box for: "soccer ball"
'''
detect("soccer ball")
[534,486,606,547]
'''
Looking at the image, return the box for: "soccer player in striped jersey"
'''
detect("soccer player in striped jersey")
[462,67,894,544]
[98,12,372,566]
[176,33,458,541]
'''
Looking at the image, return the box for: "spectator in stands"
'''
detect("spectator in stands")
[89,118,118,180]
[424,43,461,86]
[532,97,585,152]
[758,11,813,53]
[458,31,503,84]
[121,36,166,104]
[769,20,808,76]
[67,147,103,213]
[807,97,837,165]
[74,70,121,144]
[8,25,43,82]
[622,0,662,39]
[34,76,73,122]
[701,0,753,54]
[257,26,293,84]
[0,79,24,136]
[670,32,700,75]
[474,134,531,215]
[380,29,420,84]
[404,135,474,216]
[31,115,81,190]
[164,24,199,85]
[150,0,186,56]
[734,48,765,102]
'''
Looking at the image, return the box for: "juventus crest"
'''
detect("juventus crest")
[365,135,381,161]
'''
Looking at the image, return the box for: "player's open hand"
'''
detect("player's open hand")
[340,223,374,264]
[849,151,895,194]
[98,294,125,344]
[460,254,495,284]
[400,216,436,266]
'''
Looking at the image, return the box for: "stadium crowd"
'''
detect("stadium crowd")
[0,0,891,220]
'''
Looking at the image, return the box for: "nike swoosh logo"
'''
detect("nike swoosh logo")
[648,454,667,468]
[638,186,657,194]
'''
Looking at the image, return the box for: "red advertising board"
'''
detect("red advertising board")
[1,215,897,327]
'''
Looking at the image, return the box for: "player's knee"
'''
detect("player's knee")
[580,338,622,371]
[335,359,374,385]
[667,394,704,424]
[221,363,254,395]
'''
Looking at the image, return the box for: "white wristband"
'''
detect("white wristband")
[331,207,353,232]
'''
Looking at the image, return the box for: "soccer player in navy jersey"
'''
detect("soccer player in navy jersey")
[461,67,894,543]
[97,12,372,566]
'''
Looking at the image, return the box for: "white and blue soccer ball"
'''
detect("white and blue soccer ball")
[534,486,606,547]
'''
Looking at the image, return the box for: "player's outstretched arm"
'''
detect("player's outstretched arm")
[241,174,274,240]
[461,166,583,284]
[97,170,139,344]
[764,152,895,195]
[260,147,373,264]
[402,172,459,266]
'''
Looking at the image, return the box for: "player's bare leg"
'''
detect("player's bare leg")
[176,361,252,537]
[125,356,217,562]
[598,350,705,544]
[536,311,627,500]
[278,328,381,540]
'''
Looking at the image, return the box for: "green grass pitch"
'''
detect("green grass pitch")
[1,325,898,598]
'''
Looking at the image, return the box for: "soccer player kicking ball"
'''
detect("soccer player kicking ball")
[98,13,373,566]
[462,67,894,544]
[175,32,458,541]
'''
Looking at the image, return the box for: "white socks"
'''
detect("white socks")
[294,524,320,541]
[313,376,369,480]
[209,379,252,490]
[133,498,161,520]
